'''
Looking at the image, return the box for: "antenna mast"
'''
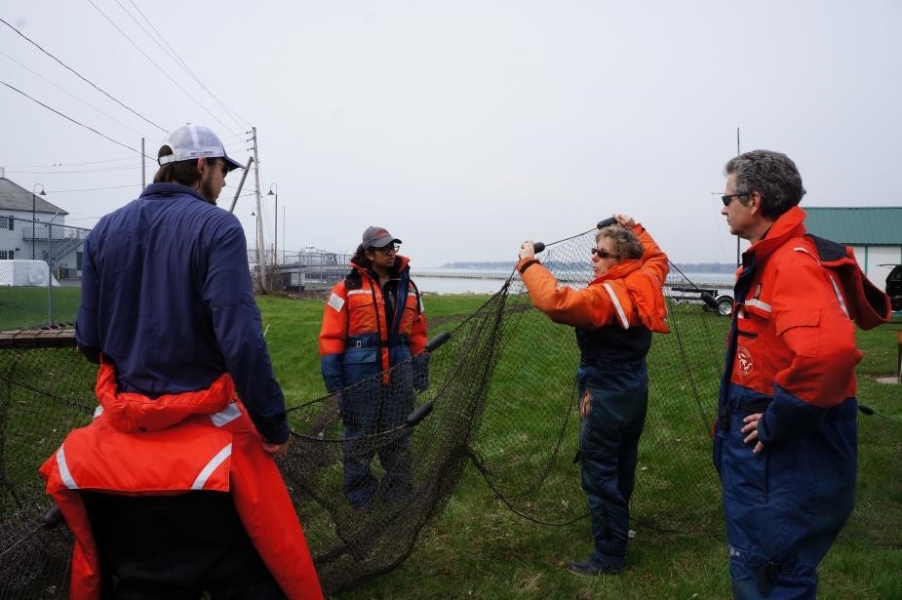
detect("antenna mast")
[735,127,741,267]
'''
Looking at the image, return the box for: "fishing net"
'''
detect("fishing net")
[1,224,899,598]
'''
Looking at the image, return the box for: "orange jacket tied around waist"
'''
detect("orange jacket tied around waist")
[39,363,323,600]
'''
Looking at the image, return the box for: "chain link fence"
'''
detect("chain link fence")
[0,217,89,329]
[249,248,354,295]
[1,211,354,327]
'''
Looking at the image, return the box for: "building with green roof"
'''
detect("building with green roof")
[803,206,902,289]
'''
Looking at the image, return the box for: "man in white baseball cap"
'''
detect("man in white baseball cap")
[154,123,242,205]
[44,122,324,597]
[159,123,244,172]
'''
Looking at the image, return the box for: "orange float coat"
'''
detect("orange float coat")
[712,206,890,598]
[724,208,872,414]
[39,363,323,600]
[517,224,670,334]
[319,254,428,391]
[516,222,668,571]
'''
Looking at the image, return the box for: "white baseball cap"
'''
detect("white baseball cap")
[158,123,244,171]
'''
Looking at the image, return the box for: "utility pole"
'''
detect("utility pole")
[251,127,267,293]
[268,183,278,270]
[32,183,45,259]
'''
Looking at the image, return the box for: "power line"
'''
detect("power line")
[2,133,248,176]
[6,163,143,175]
[0,49,148,138]
[1,12,257,192]
[1,78,151,157]
[220,132,248,142]
[122,0,250,132]
[0,16,166,134]
[5,155,143,168]
[86,0,240,137]
[43,184,255,197]
[32,183,140,193]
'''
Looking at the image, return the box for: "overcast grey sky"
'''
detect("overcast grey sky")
[2,1,900,268]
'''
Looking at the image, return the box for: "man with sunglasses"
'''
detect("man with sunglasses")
[713,150,889,599]
[320,226,429,510]
[41,124,323,598]
[516,214,670,576]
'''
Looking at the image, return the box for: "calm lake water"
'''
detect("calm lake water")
[411,268,735,295]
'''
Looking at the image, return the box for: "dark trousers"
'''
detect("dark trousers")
[715,398,857,599]
[339,383,413,508]
[82,491,284,600]
[578,386,648,568]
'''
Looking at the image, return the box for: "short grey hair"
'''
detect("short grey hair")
[724,150,806,219]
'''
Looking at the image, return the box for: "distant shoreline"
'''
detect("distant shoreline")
[432,262,738,274]
[411,266,735,295]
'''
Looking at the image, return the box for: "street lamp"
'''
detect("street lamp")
[268,183,278,267]
[32,183,46,259]
[47,211,61,325]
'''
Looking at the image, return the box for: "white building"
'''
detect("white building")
[0,177,87,278]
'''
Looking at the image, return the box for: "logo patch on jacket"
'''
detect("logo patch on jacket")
[737,344,753,377]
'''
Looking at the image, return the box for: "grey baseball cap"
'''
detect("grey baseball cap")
[362,226,402,248]
[158,123,243,171]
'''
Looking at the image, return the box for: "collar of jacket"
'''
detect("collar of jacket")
[139,182,209,204]
[744,206,807,263]
[350,254,411,279]
[590,257,642,285]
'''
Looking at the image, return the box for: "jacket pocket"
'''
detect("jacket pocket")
[773,309,821,357]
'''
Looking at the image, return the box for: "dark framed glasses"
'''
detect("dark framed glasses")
[721,192,749,206]
[209,159,229,176]
[591,248,620,260]
[374,244,400,255]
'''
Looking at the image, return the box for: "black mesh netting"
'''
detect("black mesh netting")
[1,226,899,598]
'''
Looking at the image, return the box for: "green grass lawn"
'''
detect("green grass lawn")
[0,286,80,329]
[256,293,901,600]
[2,290,898,599]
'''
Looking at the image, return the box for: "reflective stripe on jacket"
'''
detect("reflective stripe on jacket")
[517,223,670,334]
[39,364,323,600]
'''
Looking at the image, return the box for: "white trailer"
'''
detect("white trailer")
[666,283,735,316]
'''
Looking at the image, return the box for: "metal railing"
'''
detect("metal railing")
[247,248,354,293]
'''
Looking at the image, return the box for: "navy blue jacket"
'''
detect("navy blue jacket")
[76,183,288,443]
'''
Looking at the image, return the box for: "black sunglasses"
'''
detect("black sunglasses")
[721,192,749,206]
[591,248,620,259]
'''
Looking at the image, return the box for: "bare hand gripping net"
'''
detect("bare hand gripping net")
[1,224,898,597]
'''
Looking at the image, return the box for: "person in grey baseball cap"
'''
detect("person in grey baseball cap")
[319,226,430,510]
[361,226,402,250]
